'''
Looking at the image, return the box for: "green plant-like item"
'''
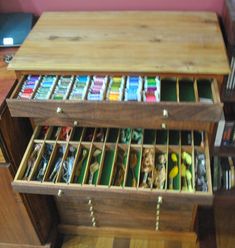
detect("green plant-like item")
[74,149,88,183]
[169,153,179,189]
[130,151,138,187]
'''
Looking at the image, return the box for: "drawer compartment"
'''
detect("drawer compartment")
[7,75,222,124]
[12,126,213,205]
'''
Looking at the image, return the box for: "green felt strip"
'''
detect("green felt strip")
[107,128,119,143]
[169,131,180,145]
[156,130,168,145]
[77,148,89,184]
[197,79,212,100]
[71,128,83,141]
[161,79,177,101]
[179,80,195,102]
[100,149,115,185]
[144,129,156,144]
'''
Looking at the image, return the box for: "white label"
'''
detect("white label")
[3,37,14,46]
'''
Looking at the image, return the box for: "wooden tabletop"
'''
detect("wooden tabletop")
[9,11,230,75]
[0,48,17,111]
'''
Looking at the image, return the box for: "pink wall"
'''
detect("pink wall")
[0,0,225,16]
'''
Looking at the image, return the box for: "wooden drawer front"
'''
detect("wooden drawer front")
[12,126,213,206]
[56,196,92,226]
[7,76,222,123]
[93,198,155,217]
[95,212,155,230]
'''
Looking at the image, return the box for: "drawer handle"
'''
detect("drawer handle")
[57,189,63,197]
[88,199,92,205]
[56,107,63,114]
[163,109,168,118]
[156,222,159,230]
[161,123,167,129]
[158,196,163,204]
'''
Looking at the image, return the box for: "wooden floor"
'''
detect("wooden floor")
[62,235,198,248]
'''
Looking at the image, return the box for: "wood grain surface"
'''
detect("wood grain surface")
[9,12,230,75]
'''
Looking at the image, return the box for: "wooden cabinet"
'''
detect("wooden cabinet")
[6,11,230,243]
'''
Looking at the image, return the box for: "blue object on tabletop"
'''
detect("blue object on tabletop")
[0,12,33,47]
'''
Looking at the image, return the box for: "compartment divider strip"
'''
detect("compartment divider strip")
[176,78,180,103]
[194,79,199,103]
[67,142,81,184]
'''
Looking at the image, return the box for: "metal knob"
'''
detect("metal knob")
[73,120,78,126]
[163,109,168,118]
[89,206,93,212]
[88,200,92,205]
[90,211,94,217]
[161,123,167,129]
[158,196,163,204]
[57,189,63,197]
[156,204,160,210]
[156,215,160,221]
[56,107,63,113]
[92,222,96,227]
[92,217,96,223]
[156,210,160,216]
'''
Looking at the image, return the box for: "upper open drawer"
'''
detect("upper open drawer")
[12,125,213,205]
[7,75,223,127]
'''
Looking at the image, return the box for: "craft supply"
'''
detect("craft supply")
[88,149,102,184]
[35,143,54,181]
[74,148,88,183]
[131,128,143,144]
[49,145,66,182]
[18,75,41,99]
[112,148,126,186]
[125,76,142,101]
[181,163,187,191]
[59,127,72,141]
[143,76,161,102]
[195,152,208,191]
[51,76,73,100]
[169,153,179,189]
[23,144,42,180]
[87,76,107,101]
[120,128,131,144]
[61,146,77,183]
[154,153,166,189]
[106,76,125,101]
[69,75,90,100]
[129,151,138,187]
[140,148,154,188]
[34,75,57,100]
[95,128,106,142]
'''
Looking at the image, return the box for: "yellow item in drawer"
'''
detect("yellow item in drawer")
[169,166,178,190]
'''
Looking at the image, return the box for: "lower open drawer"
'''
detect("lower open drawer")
[12,125,213,204]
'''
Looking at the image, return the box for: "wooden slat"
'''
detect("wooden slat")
[9,12,230,75]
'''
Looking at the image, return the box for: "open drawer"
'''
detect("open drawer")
[7,75,223,126]
[12,125,213,205]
